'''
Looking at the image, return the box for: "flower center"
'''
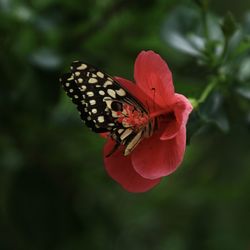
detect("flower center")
[115,103,149,128]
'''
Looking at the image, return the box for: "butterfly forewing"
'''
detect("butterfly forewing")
[60,61,150,155]
[60,72,108,133]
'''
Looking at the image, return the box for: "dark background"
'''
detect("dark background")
[1,0,250,249]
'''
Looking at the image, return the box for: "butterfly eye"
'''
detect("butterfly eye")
[111,101,123,112]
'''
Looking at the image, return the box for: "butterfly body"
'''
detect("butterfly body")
[60,61,155,156]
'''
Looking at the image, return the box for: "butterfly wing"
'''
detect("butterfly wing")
[60,61,150,155]
[60,72,108,133]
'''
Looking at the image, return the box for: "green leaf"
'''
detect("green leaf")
[164,33,202,56]
[199,91,230,132]
[207,14,224,43]
[193,0,210,10]
[186,111,205,144]
[236,85,250,100]
[162,6,204,56]
[238,58,250,81]
[30,48,62,69]
[227,32,250,59]
[221,12,238,39]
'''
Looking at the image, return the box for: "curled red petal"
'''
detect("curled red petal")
[103,139,161,193]
[159,119,179,140]
[134,50,175,109]
[160,94,193,140]
[131,127,186,179]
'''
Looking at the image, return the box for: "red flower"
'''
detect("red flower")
[104,51,193,193]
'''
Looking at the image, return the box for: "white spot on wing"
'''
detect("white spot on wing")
[104,80,113,88]
[111,111,118,118]
[67,76,74,81]
[105,100,112,109]
[121,128,133,140]
[90,100,96,105]
[97,116,105,123]
[87,91,94,97]
[107,89,116,98]
[79,85,86,92]
[88,78,98,84]
[97,71,104,78]
[116,88,126,96]
[77,64,87,70]
[99,90,105,96]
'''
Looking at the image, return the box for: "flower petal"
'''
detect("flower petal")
[131,127,186,179]
[160,119,179,140]
[161,94,193,140]
[134,50,175,108]
[104,139,161,193]
[114,76,156,110]
[99,132,109,139]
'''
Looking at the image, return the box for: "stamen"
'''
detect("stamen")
[115,104,149,128]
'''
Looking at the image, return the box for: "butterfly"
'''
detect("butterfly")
[60,61,156,156]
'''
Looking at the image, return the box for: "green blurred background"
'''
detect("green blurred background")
[1,0,250,249]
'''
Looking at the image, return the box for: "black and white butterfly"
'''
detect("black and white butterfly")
[60,61,155,156]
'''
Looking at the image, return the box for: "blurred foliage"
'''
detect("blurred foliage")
[1,0,250,250]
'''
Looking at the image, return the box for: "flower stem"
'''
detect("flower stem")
[198,79,217,104]
[190,78,218,109]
